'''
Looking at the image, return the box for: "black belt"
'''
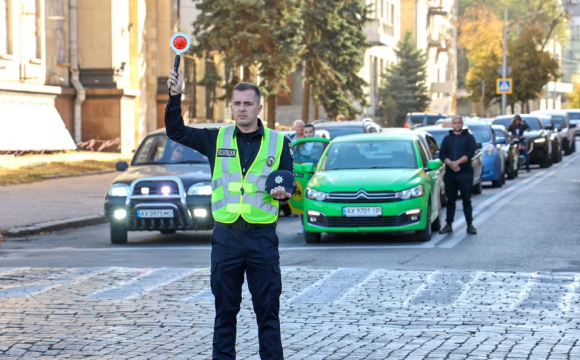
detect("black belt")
[215,218,276,231]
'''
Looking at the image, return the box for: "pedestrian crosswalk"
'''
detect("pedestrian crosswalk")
[0,267,579,313]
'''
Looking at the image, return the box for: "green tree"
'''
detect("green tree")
[566,84,580,108]
[377,32,429,127]
[192,0,303,128]
[301,0,370,121]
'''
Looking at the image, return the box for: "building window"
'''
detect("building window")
[21,0,39,60]
[55,0,65,63]
[391,4,395,25]
[0,0,8,54]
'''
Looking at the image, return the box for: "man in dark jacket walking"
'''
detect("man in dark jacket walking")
[438,115,477,235]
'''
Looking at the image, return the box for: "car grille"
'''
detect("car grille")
[326,216,398,227]
[131,217,187,230]
[133,180,180,196]
[326,190,400,204]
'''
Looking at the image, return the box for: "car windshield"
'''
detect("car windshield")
[493,117,542,131]
[133,135,209,165]
[550,115,566,127]
[293,141,329,166]
[318,127,363,139]
[322,140,417,170]
[408,114,445,125]
[467,124,492,143]
[538,118,552,127]
[568,112,580,120]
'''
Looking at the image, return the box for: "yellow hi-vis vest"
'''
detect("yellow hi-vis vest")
[211,126,285,224]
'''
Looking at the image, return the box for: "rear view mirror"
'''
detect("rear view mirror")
[427,159,442,171]
[116,161,129,171]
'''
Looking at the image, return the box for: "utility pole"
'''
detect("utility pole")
[501,6,508,115]
[481,80,485,116]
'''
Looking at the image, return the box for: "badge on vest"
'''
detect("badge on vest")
[217,148,237,157]
[267,156,275,167]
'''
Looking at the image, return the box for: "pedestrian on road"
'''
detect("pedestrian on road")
[507,114,531,172]
[438,115,477,235]
[289,119,304,142]
[166,69,293,360]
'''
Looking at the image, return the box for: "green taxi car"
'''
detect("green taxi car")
[301,133,443,243]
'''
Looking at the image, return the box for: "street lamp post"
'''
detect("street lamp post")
[501,6,508,115]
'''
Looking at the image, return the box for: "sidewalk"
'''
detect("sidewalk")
[0,172,119,237]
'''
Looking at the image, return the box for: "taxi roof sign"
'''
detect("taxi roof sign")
[496,78,513,94]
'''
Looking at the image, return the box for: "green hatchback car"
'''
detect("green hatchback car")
[301,133,443,243]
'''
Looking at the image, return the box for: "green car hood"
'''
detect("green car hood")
[308,168,424,192]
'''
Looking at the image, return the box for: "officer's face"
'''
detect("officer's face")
[231,90,262,128]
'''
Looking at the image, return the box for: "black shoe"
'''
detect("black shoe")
[439,224,453,234]
[467,225,477,235]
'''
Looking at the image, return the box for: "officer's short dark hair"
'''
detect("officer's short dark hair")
[232,82,261,104]
[304,124,315,131]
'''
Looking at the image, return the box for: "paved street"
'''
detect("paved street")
[1,145,580,359]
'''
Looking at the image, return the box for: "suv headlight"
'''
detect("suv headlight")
[108,183,130,197]
[306,188,329,201]
[395,185,424,200]
[483,144,495,156]
[187,182,212,195]
[534,138,546,143]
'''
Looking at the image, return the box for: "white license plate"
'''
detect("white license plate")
[342,207,382,217]
[137,209,174,218]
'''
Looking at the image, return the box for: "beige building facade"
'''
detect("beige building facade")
[0,0,226,154]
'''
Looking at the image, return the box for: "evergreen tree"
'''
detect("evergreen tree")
[192,0,303,128]
[377,32,429,127]
[301,0,370,121]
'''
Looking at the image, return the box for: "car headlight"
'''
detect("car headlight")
[108,183,130,197]
[306,188,329,201]
[483,144,495,156]
[187,182,212,195]
[534,138,546,143]
[395,185,424,200]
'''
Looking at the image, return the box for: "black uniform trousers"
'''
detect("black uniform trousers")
[444,169,474,226]
[210,223,283,360]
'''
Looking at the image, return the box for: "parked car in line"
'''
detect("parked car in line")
[405,112,447,129]
[535,114,563,164]
[420,125,485,194]
[300,132,443,243]
[531,110,576,155]
[311,118,382,139]
[491,125,520,179]
[104,126,221,244]
[563,109,580,135]
[492,115,553,168]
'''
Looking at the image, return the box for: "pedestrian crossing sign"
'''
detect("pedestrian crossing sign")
[496,78,512,94]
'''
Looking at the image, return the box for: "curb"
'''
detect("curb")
[5,215,108,238]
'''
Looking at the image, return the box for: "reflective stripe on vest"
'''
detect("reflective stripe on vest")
[211,126,284,224]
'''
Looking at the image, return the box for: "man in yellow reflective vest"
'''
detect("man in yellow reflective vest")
[166,69,293,360]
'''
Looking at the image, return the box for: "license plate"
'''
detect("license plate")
[342,207,382,217]
[136,209,174,218]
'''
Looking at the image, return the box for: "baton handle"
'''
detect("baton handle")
[173,54,181,72]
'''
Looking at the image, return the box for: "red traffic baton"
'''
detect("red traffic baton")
[170,32,191,72]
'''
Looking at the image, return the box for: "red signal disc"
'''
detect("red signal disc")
[173,36,187,50]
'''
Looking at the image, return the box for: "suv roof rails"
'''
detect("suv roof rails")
[312,119,327,124]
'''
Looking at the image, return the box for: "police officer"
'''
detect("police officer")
[438,115,477,235]
[166,69,293,360]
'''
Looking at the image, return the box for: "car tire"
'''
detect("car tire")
[160,229,176,234]
[552,145,560,163]
[564,140,572,155]
[572,139,576,153]
[431,212,441,232]
[304,231,321,244]
[472,177,483,195]
[540,158,551,168]
[415,205,432,242]
[110,222,128,244]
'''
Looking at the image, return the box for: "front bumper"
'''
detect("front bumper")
[527,140,550,164]
[303,196,429,234]
[105,177,214,231]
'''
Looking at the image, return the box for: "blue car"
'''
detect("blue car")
[464,121,505,187]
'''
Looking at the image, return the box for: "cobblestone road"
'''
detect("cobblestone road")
[1,267,579,359]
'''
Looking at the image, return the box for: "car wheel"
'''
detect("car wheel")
[552,145,560,163]
[572,140,576,153]
[540,158,551,168]
[160,229,176,234]
[415,205,432,242]
[431,212,441,232]
[472,177,483,195]
[110,222,128,244]
[564,140,572,155]
[304,231,321,244]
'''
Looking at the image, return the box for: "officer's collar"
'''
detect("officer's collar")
[234,118,265,137]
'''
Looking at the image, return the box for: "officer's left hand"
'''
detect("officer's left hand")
[270,186,291,200]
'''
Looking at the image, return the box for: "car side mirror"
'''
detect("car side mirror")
[427,159,442,171]
[496,137,506,144]
[116,161,129,171]
[295,163,315,174]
